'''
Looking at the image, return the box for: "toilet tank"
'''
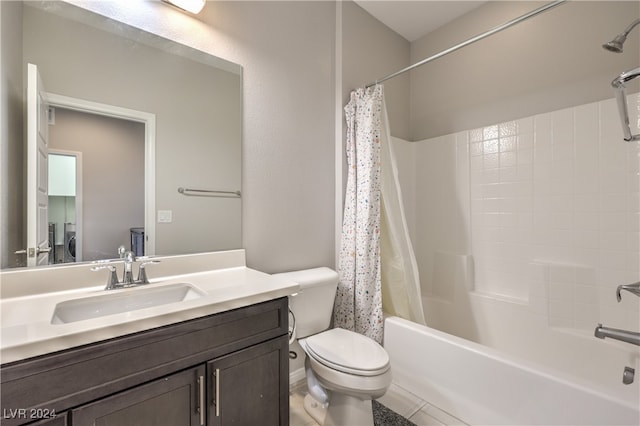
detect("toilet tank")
[273,267,339,339]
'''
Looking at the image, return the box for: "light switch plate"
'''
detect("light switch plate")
[158,210,172,223]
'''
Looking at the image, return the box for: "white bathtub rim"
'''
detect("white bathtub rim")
[421,291,640,396]
[384,316,639,418]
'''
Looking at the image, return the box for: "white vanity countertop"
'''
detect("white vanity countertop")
[0,255,299,364]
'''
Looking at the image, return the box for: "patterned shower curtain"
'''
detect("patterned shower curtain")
[334,85,384,343]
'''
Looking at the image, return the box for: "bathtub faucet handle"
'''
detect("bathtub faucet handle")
[623,366,635,385]
[616,281,640,302]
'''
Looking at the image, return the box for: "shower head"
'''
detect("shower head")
[603,18,640,53]
[603,34,626,53]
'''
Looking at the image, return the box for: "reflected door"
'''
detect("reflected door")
[24,63,51,266]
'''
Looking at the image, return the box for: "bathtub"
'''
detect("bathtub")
[384,316,640,425]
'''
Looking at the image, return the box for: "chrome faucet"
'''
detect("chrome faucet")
[616,281,640,302]
[122,251,136,285]
[593,280,640,347]
[91,264,120,290]
[594,324,640,347]
[137,259,160,284]
[92,250,160,290]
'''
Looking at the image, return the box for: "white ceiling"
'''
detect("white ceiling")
[354,1,486,42]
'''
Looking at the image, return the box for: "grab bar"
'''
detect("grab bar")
[177,187,241,198]
[594,324,640,347]
[611,66,640,142]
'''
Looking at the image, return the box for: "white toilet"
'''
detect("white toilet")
[275,267,391,426]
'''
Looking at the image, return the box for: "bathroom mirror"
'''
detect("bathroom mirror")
[1,1,242,269]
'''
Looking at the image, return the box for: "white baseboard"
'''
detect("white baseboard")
[290,367,306,388]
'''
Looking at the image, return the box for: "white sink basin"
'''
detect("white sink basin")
[51,283,206,324]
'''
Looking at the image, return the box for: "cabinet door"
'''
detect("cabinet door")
[208,336,289,426]
[72,365,206,426]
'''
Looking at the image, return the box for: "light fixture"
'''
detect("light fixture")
[163,0,205,15]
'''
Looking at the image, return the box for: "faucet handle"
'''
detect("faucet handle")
[137,260,160,284]
[91,264,120,290]
[616,281,640,302]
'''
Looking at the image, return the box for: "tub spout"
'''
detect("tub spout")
[594,324,640,346]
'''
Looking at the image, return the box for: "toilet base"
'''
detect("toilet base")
[304,392,374,426]
[304,393,327,425]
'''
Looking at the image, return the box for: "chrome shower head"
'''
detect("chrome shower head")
[603,18,640,53]
[603,34,626,53]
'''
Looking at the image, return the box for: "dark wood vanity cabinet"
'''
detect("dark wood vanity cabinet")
[72,365,205,426]
[1,297,289,426]
[208,337,285,426]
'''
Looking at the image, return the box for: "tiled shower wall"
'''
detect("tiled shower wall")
[404,93,639,332]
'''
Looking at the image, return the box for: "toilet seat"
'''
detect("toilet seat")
[303,328,390,377]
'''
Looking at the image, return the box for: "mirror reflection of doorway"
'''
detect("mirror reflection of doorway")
[48,107,145,262]
[47,150,81,264]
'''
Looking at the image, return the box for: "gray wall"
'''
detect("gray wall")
[341,1,410,141]
[70,0,338,273]
[0,3,243,267]
[193,1,337,272]
[5,0,637,274]
[2,0,336,273]
[0,2,25,268]
[23,4,243,258]
[49,108,145,260]
[409,1,640,140]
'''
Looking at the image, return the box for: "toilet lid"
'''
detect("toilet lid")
[304,328,390,376]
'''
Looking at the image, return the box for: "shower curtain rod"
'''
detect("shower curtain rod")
[365,0,567,88]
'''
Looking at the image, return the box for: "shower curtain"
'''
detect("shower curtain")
[334,85,425,344]
[379,100,426,326]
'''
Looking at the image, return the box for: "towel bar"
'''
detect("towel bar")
[177,187,241,198]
